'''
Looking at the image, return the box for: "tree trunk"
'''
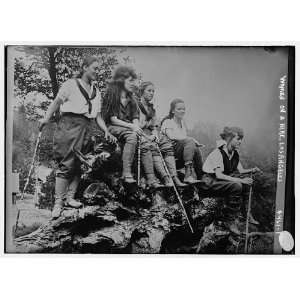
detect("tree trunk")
[13,180,221,253]
[47,47,59,98]
[12,145,272,254]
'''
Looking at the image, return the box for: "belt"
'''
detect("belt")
[60,112,90,120]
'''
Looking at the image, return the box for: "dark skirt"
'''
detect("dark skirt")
[53,113,91,179]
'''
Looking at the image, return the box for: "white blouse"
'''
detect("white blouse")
[161,118,188,139]
[203,143,243,174]
[58,78,101,119]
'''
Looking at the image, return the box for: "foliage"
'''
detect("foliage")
[12,46,122,196]
[14,46,122,120]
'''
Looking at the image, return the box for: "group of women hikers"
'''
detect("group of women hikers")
[40,56,261,235]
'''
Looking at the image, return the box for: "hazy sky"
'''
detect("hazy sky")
[120,47,288,136]
[12,46,289,140]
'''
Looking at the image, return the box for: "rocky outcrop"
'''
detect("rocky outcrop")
[14,183,212,253]
[14,140,274,254]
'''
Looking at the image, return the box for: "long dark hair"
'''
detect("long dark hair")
[139,81,155,121]
[76,56,99,78]
[161,98,185,126]
[101,65,137,123]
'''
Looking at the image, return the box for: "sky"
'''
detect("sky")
[11,46,289,145]
[120,46,288,137]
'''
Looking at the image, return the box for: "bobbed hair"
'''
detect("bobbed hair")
[220,126,244,141]
[77,56,99,77]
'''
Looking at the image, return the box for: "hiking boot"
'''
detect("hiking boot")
[123,175,136,184]
[65,198,83,208]
[148,180,164,189]
[223,220,241,235]
[52,201,63,219]
[184,176,201,184]
[172,176,187,187]
[248,213,260,225]
[240,212,260,225]
[184,162,201,184]
[163,176,174,188]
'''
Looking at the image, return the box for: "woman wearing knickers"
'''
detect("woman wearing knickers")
[40,56,116,218]
[101,66,161,189]
[161,99,204,184]
[138,82,186,187]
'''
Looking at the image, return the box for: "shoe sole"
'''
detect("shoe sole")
[65,202,83,208]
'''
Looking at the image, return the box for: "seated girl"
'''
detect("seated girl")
[161,99,203,184]
[138,82,186,187]
[101,66,161,188]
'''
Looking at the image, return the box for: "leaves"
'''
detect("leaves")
[14,46,121,121]
[12,46,123,198]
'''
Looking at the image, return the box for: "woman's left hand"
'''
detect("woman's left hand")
[252,166,262,174]
[105,131,117,144]
[149,134,159,143]
[192,138,205,147]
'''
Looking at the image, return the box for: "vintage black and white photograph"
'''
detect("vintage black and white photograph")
[5,45,295,254]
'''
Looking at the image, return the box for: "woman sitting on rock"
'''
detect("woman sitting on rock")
[101,66,161,188]
[40,56,116,219]
[138,82,186,187]
[161,99,204,184]
[202,126,261,234]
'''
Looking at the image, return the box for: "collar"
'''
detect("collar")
[140,98,149,110]
[172,117,184,128]
[141,97,153,108]
[216,139,226,147]
[221,144,235,160]
[78,79,95,96]
[120,95,133,108]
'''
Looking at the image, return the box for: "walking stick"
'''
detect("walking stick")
[155,142,194,233]
[244,172,253,253]
[137,136,141,186]
[15,130,42,234]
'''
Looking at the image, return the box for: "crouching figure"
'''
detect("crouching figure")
[202,126,261,235]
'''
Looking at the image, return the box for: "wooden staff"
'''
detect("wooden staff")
[155,142,194,233]
[15,130,43,233]
[244,172,253,253]
[137,136,141,186]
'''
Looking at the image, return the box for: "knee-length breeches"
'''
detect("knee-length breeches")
[53,113,91,179]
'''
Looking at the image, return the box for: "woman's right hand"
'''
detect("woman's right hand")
[39,118,50,132]
[240,177,253,186]
[149,134,159,143]
[104,131,117,144]
[130,124,144,136]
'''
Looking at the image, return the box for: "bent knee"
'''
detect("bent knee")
[184,137,196,146]
[230,182,243,193]
[125,132,138,144]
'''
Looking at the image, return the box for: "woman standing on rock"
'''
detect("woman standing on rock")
[101,66,161,188]
[138,82,186,187]
[40,56,116,218]
[161,98,204,184]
